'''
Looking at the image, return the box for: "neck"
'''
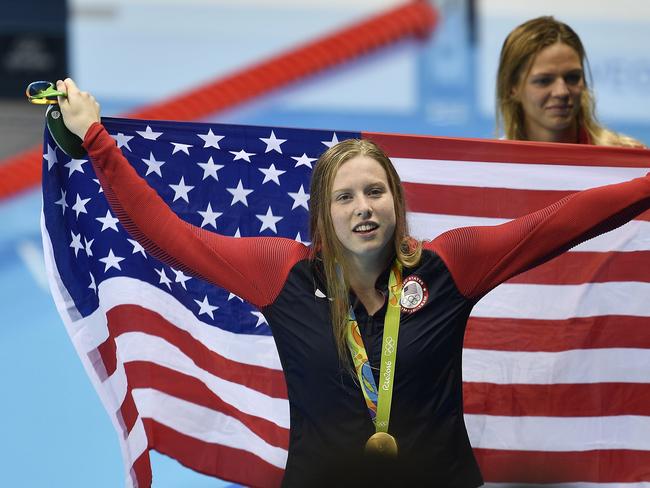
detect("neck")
[525,121,578,143]
[346,249,392,292]
[349,270,385,317]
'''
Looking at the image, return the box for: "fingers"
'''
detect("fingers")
[54,78,102,139]
[56,78,99,110]
[61,78,80,97]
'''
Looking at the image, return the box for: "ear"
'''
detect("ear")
[510,84,520,101]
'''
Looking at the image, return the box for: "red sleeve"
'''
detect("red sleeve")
[83,122,309,308]
[426,171,650,299]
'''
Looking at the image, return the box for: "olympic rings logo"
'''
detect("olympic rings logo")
[384,336,395,354]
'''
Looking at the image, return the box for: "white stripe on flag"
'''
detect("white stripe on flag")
[473,282,650,319]
[465,414,650,451]
[132,388,288,468]
[407,212,650,253]
[463,348,650,384]
[124,415,148,483]
[98,277,282,369]
[394,158,649,190]
[114,332,290,428]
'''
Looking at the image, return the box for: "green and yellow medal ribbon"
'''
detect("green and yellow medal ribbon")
[346,261,403,438]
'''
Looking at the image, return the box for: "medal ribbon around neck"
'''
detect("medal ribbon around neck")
[346,261,402,432]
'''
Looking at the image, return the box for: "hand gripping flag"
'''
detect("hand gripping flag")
[41,117,650,487]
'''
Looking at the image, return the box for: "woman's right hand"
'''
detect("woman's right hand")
[56,78,101,140]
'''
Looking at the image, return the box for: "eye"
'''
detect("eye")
[531,76,553,86]
[565,72,583,85]
[367,186,386,197]
[335,193,352,202]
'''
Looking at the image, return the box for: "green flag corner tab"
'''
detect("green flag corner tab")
[46,104,86,159]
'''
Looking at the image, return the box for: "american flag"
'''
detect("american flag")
[41,118,650,487]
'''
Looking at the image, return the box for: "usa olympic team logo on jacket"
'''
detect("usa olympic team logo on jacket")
[400,275,428,313]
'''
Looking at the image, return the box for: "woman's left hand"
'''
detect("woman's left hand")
[56,78,101,140]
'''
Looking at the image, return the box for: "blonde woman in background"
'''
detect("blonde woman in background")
[497,16,644,147]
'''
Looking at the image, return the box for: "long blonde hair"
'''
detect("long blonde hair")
[496,16,642,147]
[309,138,422,363]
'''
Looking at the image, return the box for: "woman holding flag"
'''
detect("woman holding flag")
[55,78,650,487]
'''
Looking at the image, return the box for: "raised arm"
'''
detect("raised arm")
[57,79,308,308]
[426,171,650,299]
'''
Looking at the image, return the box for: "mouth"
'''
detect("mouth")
[352,221,379,234]
[546,105,572,113]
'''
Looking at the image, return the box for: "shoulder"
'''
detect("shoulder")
[594,128,646,149]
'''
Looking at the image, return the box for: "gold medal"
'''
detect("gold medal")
[365,432,398,457]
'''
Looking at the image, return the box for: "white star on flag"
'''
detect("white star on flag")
[198,129,225,149]
[88,272,97,293]
[228,293,243,302]
[194,295,218,319]
[141,152,165,177]
[171,142,192,155]
[96,210,120,232]
[295,232,311,246]
[70,231,84,257]
[136,126,163,140]
[258,164,286,185]
[169,177,195,203]
[250,311,268,327]
[43,144,58,170]
[230,149,255,162]
[288,185,310,210]
[291,153,317,169]
[72,194,91,218]
[172,269,192,290]
[93,179,103,193]
[322,133,340,148]
[198,203,222,229]
[99,249,125,272]
[128,238,147,257]
[65,158,87,176]
[112,133,134,151]
[84,237,94,257]
[227,180,254,206]
[54,189,68,214]
[197,156,224,181]
[260,131,286,154]
[256,206,283,233]
[155,267,172,290]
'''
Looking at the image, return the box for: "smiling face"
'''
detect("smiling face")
[329,155,396,269]
[514,42,584,142]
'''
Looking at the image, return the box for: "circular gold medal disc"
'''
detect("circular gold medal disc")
[365,432,398,457]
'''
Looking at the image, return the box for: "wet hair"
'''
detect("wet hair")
[496,16,642,147]
[309,138,422,363]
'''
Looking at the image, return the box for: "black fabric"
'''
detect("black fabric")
[264,250,483,487]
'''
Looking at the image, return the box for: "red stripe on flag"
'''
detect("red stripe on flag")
[98,305,287,399]
[404,182,573,218]
[130,451,153,488]
[141,418,285,488]
[464,382,650,417]
[123,361,289,449]
[365,131,650,167]
[120,388,139,434]
[474,448,650,482]
[509,251,650,284]
[404,182,650,221]
[465,315,650,352]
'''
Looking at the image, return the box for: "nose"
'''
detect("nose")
[551,78,570,98]
[355,196,373,219]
